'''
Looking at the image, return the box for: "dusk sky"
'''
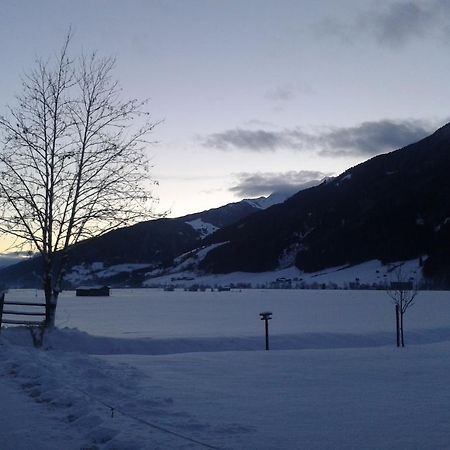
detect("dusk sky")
[1,0,449,223]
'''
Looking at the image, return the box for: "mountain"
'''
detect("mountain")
[199,123,450,286]
[0,194,289,288]
[3,123,450,289]
[0,252,33,269]
[243,181,324,210]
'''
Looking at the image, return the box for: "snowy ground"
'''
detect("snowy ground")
[1,289,450,449]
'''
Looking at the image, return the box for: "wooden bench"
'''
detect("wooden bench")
[0,292,46,329]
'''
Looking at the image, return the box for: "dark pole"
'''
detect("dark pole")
[260,312,272,351]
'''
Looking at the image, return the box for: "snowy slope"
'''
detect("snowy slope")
[244,181,323,209]
[0,252,33,269]
[144,257,423,289]
[0,198,261,289]
[199,124,450,279]
[185,218,219,238]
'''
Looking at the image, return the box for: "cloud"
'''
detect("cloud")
[202,128,301,151]
[319,1,450,48]
[264,84,296,102]
[361,1,439,47]
[229,170,331,197]
[315,119,432,156]
[203,119,436,157]
[156,173,226,181]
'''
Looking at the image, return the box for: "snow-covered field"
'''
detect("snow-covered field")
[1,289,450,449]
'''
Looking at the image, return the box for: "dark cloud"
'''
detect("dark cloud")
[316,119,432,156]
[203,119,436,157]
[202,128,301,151]
[361,1,437,47]
[157,173,226,181]
[320,1,450,48]
[230,170,331,197]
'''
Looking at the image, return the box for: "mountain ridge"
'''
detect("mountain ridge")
[198,122,450,286]
[1,123,450,288]
[0,193,292,287]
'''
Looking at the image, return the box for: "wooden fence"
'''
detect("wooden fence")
[0,292,46,330]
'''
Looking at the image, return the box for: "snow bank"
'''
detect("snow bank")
[5,325,450,356]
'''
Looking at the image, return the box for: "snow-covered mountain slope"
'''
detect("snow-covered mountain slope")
[3,123,450,289]
[244,180,326,210]
[0,252,33,269]
[199,123,450,287]
[144,257,423,289]
[184,218,219,238]
[0,199,263,288]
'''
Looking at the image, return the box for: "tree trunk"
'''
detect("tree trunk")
[395,304,400,347]
[400,310,405,347]
[43,275,58,328]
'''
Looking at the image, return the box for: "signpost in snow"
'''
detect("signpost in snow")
[259,311,272,351]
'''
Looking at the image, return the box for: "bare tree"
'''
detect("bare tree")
[0,35,159,327]
[386,267,418,347]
